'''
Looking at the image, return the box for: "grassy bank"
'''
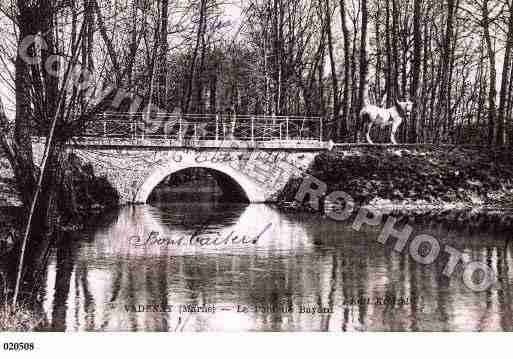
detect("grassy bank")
[0,266,45,331]
[0,208,43,332]
[277,146,513,231]
[0,153,118,331]
[0,302,45,332]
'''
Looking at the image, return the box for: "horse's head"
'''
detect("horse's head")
[395,99,414,117]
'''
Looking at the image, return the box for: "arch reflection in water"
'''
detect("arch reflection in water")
[43,204,316,331]
[41,204,513,332]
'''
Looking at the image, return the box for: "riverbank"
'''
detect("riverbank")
[0,152,119,330]
[0,153,118,261]
[0,205,44,331]
[0,301,45,332]
[277,147,513,231]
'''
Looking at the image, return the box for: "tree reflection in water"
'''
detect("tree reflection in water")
[34,204,513,332]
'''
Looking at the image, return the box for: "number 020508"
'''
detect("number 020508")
[3,342,35,351]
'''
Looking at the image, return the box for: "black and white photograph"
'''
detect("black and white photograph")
[0,0,512,342]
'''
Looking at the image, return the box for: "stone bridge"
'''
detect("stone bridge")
[20,112,486,207]
[32,138,331,204]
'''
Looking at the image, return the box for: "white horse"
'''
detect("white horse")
[359,98,413,145]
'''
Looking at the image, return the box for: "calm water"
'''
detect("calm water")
[40,202,513,331]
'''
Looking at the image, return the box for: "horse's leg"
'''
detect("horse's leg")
[390,119,401,145]
[366,121,374,144]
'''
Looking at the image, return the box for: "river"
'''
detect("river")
[40,202,513,331]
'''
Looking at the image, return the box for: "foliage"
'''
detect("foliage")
[0,273,44,332]
[278,147,513,230]
[56,153,119,225]
[0,303,44,332]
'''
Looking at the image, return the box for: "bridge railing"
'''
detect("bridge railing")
[82,113,325,143]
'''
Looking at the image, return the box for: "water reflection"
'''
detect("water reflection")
[41,203,513,331]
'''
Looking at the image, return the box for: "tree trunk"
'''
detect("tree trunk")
[127,1,139,88]
[325,0,341,140]
[13,1,38,207]
[183,0,207,113]
[158,0,169,109]
[391,0,400,99]
[409,0,422,142]
[339,0,351,140]
[483,0,497,145]
[420,6,431,142]
[435,0,456,142]
[93,0,121,84]
[358,0,369,141]
[385,0,393,104]
[497,3,513,146]
[194,4,208,114]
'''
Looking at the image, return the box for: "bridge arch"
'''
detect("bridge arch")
[135,160,267,204]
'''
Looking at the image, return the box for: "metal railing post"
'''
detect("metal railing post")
[251,116,255,142]
[320,117,323,142]
[131,117,134,140]
[231,113,236,140]
[215,115,219,141]
[286,117,289,140]
[178,117,182,141]
[103,117,107,138]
